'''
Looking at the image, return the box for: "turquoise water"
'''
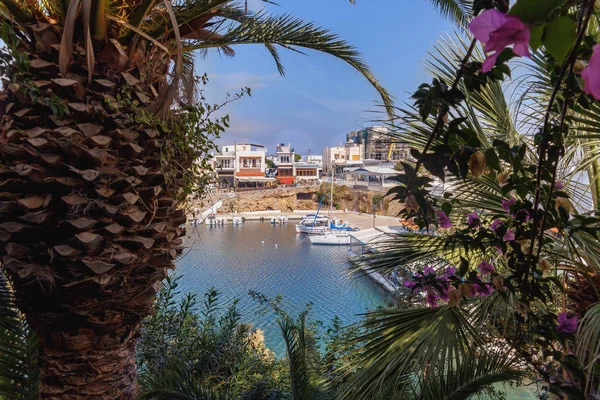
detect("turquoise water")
[176,222,388,356]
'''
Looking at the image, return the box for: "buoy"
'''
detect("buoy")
[275,244,278,248]
[261,241,265,245]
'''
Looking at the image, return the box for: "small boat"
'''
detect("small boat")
[309,232,351,245]
[279,215,289,224]
[232,216,243,225]
[270,217,277,224]
[296,224,330,234]
[329,218,357,232]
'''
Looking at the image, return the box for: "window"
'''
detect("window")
[220,159,233,168]
[297,169,316,177]
[240,158,261,169]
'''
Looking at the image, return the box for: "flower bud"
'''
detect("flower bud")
[469,151,486,178]
[554,197,572,214]
[539,258,550,274]
[492,275,504,291]
[448,289,462,307]
[405,195,419,213]
[498,172,510,187]
[573,59,586,74]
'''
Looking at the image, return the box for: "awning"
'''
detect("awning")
[235,177,277,182]
[348,166,399,176]
[278,176,295,184]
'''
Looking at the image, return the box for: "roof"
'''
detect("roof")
[348,166,398,176]
[295,163,323,168]
[349,226,405,246]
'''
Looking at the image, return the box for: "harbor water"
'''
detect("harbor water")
[176,222,389,357]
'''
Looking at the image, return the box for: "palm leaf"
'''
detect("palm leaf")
[575,302,600,397]
[418,350,527,400]
[0,270,39,400]
[343,306,484,400]
[426,0,473,27]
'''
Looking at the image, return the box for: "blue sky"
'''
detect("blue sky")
[202,1,452,154]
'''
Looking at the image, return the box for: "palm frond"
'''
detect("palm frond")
[186,13,394,116]
[426,0,473,27]
[418,350,527,400]
[0,270,39,400]
[575,302,600,397]
[343,306,484,400]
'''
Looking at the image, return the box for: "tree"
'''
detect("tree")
[294,154,302,162]
[348,0,600,398]
[0,0,392,397]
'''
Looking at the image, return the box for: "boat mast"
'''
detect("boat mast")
[330,164,334,218]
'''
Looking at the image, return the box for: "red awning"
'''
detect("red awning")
[278,176,295,184]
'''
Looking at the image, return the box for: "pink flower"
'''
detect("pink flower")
[582,45,600,100]
[469,9,531,73]
[404,279,416,289]
[490,219,504,233]
[474,283,494,297]
[503,229,515,241]
[424,266,436,275]
[557,312,578,333]
[501,198,515,213]
[555,180,564,190]
[478,261,495,274]
[444,266,456,277]
[425,290,438,308]
[467,211,480,227]
[436,210,452,229]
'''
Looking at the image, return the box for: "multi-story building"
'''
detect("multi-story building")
[347,126,410,162]
[322,144,363,176]
[214,143,268,188]
[275,143,295,184]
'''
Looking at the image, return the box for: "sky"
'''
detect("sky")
[201,1,453,155]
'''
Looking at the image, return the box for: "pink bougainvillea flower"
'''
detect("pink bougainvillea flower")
[425,290,438,308]
[474,283,494,297]
[436,210,452,229]
[582,45,600,100]
[555,180,565,190]
[503,229,515,241]
[424,266,436,275]
[557,312,578,333]
[468,9,531,73]
[501,198,516,213]
[445,266,456,277]
[490,219,504,233]
[467,211,481,227]
[478,261,495,274]
[404,279,416,289]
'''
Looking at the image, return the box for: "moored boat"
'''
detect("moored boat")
[309,232,351,245]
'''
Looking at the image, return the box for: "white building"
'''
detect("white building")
[215,143,272,188]
[275,143,295,184]
[322,144,363,176]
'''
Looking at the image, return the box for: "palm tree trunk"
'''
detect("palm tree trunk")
[588,156,600,210]
[0,48,189,397]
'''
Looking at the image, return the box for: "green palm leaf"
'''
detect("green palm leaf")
[343,306,484,400]
[0,271,39,400]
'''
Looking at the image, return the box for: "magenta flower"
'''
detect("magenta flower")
[404,279,416,289]
[557,312,578,333]
[467,211,481,227]
[490,219,504,233]
[436,210,452,229]
[468,9,531,73]
[423,266,436,275]
[503,229,515,241]
[425,290,438,308]
[501,198,515,213]
[445,266,456,277]
[555,180,565,190]
[474,283,494,297]
[582,45,600,100]
[478,261,495,274]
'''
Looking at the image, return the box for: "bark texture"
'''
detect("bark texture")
[0,24,189,399]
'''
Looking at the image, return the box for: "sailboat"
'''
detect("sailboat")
[309,168,356,245]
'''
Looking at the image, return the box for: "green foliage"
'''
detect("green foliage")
[315,183,353,208]
[294,154,302,162]
[136,276,288,399]
[266,159,275,169]
[0,271,39,400]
